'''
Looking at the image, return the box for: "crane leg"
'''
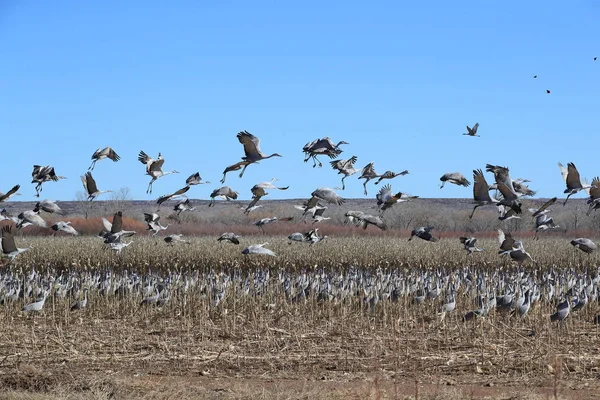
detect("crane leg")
[239,164,249,178]
[147,180,153,194]
[469,205,479,219]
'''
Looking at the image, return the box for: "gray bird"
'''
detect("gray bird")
[439,172,470,188]
[89,147,120,170]
[571,238,597,254]
[409,227,438,242]
[217,232,240,245]
[242,242,276,256]
[559,162,592,205]
[463,123,480,137]
[138,151,179,194]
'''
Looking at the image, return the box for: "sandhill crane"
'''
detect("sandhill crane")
[186,172,210,185]
[209,186,238,206]
[374,170,409,185]
[242,204,263,214]
[101,211,136,244]
[242,242,276,256]
[156,186,190,206]
[164,234,189,245]
[302,137,348,167]
[35,199,63,215]
[288,228,324,245]
[254,217,293,232]
[108,241,133,255]
[571,238,597,254]
[376,184,418,213]
[460,237,483,254]
[17,207,48,229]
[70,288,88,311]
[516,290,531,318]
[309,187,345,206]
[81,172,112,201]
[550,297,570,322]
[358,162,381,195]
[233,130,282,178]
[463,295,488,322]
[311,207,330,224]
[497,204,521,222]
[144,212,168,236]
[559,162,592,205]
[512,178,536,197]
[23,289,50,312]
[345,211,387,230]
[31,165,66,197]
[288,232,310,243]
[245,179,289,213]
[500,240,535,265]
[0,209,19,224]
[439,172,470,189]
[307,228,328,245]
[138,151,179,194]
[463,123,480,137]
[485,164,522,214]
[330,156,358,190]
[529,197,557,218]
[409,227,438,242]
[497,229,516,253]
[217,232,240,244]
[585,177,600,215]
[220,161,251,184]
[344,210,366,225]
[470,169,498,219]
[534,214,559,238]
[294,202,328,223]
[1,225,30,261]
[174,198,196,215]
[89,147,120,170]
[0,185,21,203]
[51,221,79,236]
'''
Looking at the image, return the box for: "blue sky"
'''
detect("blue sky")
[1,1,598,203]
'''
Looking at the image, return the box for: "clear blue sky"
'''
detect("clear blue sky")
[1,1,598,203]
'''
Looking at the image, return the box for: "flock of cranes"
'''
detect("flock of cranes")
[3,253,598,328]
[1,129,600,268]
[0,129,599,327]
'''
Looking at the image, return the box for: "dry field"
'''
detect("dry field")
[0,234,600,399]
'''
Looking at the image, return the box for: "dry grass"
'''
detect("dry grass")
[1,235,600,399]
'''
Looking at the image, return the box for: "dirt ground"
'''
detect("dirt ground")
[1,307,599,400]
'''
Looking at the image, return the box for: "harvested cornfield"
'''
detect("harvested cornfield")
[0,235,599,399]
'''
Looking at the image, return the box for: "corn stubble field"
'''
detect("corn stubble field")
[0,200,598,399]
[1,229,600,400]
